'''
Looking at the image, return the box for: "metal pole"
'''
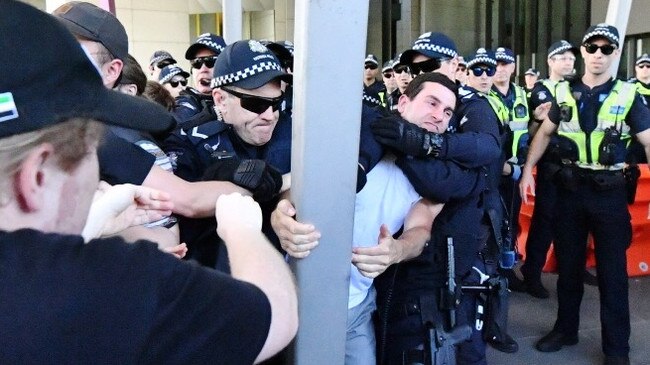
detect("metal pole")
[223,0,243,43]
[605,0,633,77]
[289,0,369,364]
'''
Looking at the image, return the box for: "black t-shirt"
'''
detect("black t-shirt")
[99,130,156,185]
[0,229,271,364]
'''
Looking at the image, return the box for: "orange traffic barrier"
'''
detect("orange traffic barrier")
[517,166,650,277]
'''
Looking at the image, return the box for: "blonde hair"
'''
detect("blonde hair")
[0,118,104,203]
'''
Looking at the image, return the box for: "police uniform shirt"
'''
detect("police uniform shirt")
[173,87,215,126]
[528,81,562,124]
[364,80,386,97]
[633,79,650,106]
[559,79,650,135]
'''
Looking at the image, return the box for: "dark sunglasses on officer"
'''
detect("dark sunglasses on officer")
[393,65,411,75]
[637,63,650,69]
[382,71,394,79]
[221,87,285,114]
[365,63,378,70]
[410,57,450,75]
[583,43,616,55]
[167,79,188,88]
[469,65,496,77]
[191,56,218,69]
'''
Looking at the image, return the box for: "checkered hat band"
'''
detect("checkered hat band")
[159,70,180,84]
[549,45,573,58]
[413,43,458,58]
[199,39,225,53]
[582,29,619,44]
[151,55,170,65]
[496,54,515,63]
[363,94,382,106]
[212,61,283,87]
[637,56,650,64]
[467,57,496,68]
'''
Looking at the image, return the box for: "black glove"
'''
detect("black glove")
[202,158,283,202]
[370,116,445,157]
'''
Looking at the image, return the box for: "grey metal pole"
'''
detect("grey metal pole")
[289,0,370,364]
[223,0,243,43]
[605,0,633,77]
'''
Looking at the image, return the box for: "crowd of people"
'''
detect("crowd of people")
[1,1,648,364]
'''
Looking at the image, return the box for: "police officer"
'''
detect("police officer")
[364,54,386,97]
[370,48,504,365]
[174,33,227,125]
[386,54,413,113]
[400,32,460,81]
[491,47,530,258]
[520,24,650,365]
[631,53,650,105]
[380,59,396,107]
[163,40,292,267]
[520,40,578,299]
[524,68,540,96]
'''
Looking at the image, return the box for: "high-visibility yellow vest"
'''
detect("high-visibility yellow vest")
[488,84,529,158]
[556,80,636,169]
[542,79,579,122]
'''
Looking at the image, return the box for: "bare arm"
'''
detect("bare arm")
[519,103,557,204]
[142,164,250,218]
[216,193,298,363]
[351,198,442,278]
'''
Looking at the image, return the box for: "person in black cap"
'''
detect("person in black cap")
[368,48,504,364]
[631,53,650,105]
[524,68,540,94]
[386,54,413,112]
[380,59,396,107]
[518,39,578,300]
[163,40,291,268]
[159,64,190,99]
[364,54,386,99]
[0,1,298,363]
[174,33,227,124]
[520,24,650,365]
[456,56,468,85]
[148,50,177,80]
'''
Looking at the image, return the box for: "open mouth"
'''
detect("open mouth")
[199,78,211,87]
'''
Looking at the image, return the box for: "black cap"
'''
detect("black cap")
[0,0,174,138]
[401,32,458,65]
[636,53,650,65]
[494,47,515,64]
[548,40,577,58]
[185,33,227,60]
[150,50,176,66]
[365,54,379,66]
[524,68,540,76]
[466,48,497,68]
[53,1,128,61]
[582,23,620,47]
[211,40,292,90]
[159,65,190,84]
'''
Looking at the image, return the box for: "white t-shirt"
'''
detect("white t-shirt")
[348,155,421,308]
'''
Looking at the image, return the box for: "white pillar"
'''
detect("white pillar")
[223,0,243,43]
[605,0,633,77]
[290,0,370,364]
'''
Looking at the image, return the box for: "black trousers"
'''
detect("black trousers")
[521,166,557,283]
[552,176,631,356]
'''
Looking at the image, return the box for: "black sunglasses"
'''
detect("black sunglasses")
[190,56,217,69]
[411,58,448,74]
[583,43,616,55]
[168,79,188,87]
[393,65,411,74]
[365,64,378,70]
[221,87,284,114]
[156,60,174,69]
[638,64,650,69]
[470,66,496,77]
[382,72,393,79]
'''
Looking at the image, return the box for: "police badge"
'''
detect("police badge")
[248,40,267,53]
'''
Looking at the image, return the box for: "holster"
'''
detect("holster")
[589,171,625,191]
[481,276,509,344]
[556,165,579,191]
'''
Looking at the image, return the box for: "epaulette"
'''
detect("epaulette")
[458,86,482,101]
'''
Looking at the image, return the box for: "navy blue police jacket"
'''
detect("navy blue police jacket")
[173,87,217,127]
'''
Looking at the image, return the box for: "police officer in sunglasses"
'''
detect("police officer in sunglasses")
[163,40,293,269]
[631,53,650,106]
[174,33,227,125]
[520,24,650,365]
[159,64,190,99]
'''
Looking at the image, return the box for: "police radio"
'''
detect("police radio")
[598,126,621,166]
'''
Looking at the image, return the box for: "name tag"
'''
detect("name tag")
[609,105,625,115]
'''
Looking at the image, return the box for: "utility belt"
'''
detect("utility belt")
[553,164,626,192]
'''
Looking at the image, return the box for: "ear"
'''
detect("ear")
[102,58,124,88]
[212,88,227,114]
[13,144,56,213]
[396,93,409,114]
